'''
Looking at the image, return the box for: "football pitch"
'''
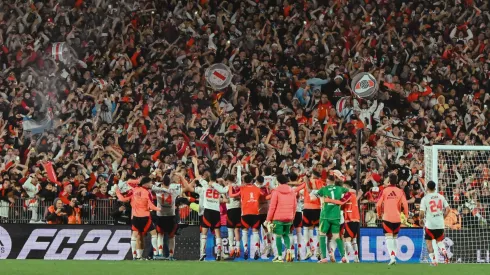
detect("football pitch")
[2,260,489,275]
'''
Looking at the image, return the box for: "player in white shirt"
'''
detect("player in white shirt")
[191,157,229,261]
[420,181,451,266]
[225,165,242,258]
[152,173,191,260]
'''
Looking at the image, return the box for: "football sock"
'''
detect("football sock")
[275,235,283,257]
[157,234,164,256]
[319,235,327,259]
[429,252,437,263]
[308,228,314,251]
[345,241,354,258]
[131,236,137,258]
[386,237,396,261]
[200,234,207,256]
[437,241,447,253]
[329,239,337,255]
[352,239,359,256]
[151,235,158,255]
[297,229,303,250]
[168,237,175,256]
[304,228,310,251]
[228,228,235,251]
[283,233,291,252]
[336,238,345,257]
[242,229,249,251]
[252,231,260,252]
[216,237,222,253]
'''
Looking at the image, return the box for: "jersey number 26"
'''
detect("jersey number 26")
[206,189,220,199]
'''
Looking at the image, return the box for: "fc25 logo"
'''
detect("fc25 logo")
[17,229,131,260]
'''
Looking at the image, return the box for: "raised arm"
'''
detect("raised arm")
[116,188,132,202]
[229,186,241,198]
[211,182,229,194]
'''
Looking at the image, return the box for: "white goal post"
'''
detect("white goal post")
[423,145,490,263]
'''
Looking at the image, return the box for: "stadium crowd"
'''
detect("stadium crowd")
[0,0,489,229]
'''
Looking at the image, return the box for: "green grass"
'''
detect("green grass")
[1,260,489,275]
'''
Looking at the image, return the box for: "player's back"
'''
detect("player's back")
[258,185,271,214]
[421,193,449,229]
[319,185,348,220]
[263,176,277,189]
[130,187,153,218]
[196,184,222,212]
[343,191,360,222]
[376,186,408,223]
[304,179,324,209]
[155,184,181,216]
[226,184,241,209]
[240,185,261,215]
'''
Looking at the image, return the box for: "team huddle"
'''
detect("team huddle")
[115,157,450,265]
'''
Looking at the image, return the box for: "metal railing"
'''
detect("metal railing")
[360,202,424,227]
[359,201,490,229]
[0,198,201,225]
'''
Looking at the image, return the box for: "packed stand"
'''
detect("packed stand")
[0,0,489,228]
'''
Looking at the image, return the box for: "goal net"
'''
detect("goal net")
[423,145,490,263]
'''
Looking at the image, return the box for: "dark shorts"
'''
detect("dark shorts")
[343,221,360,239]
[241,214,260,229]
[302,209,320,227]
[293,212,303,228]
[132,216,154,235]
[227,208,242,228]
[156,215,178,237]
[382,221,401,234]
[425,228,445,242]
[201,209,221,229]
[259,214,267,229]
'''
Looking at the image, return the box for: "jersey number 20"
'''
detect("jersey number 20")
[429,200,443,213]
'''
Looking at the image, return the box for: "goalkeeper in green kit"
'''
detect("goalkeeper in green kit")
[310,171,351,264]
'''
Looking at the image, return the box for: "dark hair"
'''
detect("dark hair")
[226,174,235,182]
[139,177,152,186]
[427,180,436,191]
[277,174,289,184]
[256,176,264,183]
[389,174,398,185]
[343,180,354,188]
[163,175,171,186]
[209,172,218,181]
[289,172,298,181]
[244,174,254,184]
[312,170,321,178]
[264,167,273,176]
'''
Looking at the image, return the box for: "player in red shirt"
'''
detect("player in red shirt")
[115,177,161,260]
[230,174,262,260]
[303,171,325,260]
[376,174,409,265]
